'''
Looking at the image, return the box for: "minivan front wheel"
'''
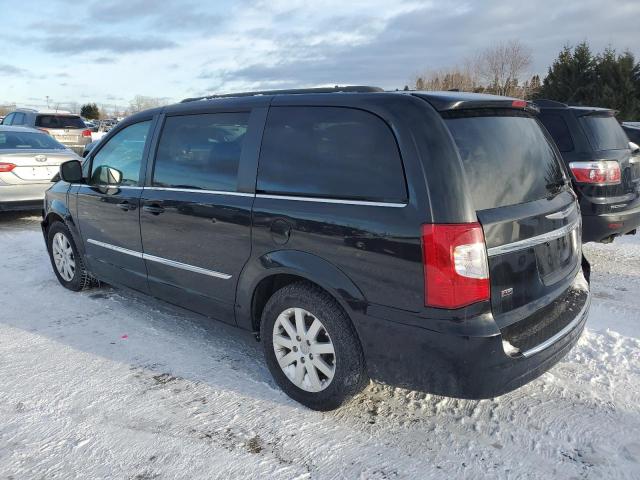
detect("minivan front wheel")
[47,222,96,291]
[261,282,368,410]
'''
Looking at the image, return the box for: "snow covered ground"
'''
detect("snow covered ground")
[0,212,638,480]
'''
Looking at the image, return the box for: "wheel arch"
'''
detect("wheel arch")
[235,250,367,333]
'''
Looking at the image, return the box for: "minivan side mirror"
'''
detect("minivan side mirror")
[59,160,83,183]
[630,142,640,157]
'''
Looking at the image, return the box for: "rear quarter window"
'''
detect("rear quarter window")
[539,113,574,152]
[257,106,407,203]
[445,110,566,211]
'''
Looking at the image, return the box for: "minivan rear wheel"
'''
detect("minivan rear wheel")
[47,222,96,291]
[260,282,368,410]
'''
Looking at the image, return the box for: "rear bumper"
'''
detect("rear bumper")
[355,277,590,399]
[582,203,640,242]
[0,184,50,210]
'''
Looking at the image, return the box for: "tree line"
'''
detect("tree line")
[408,41,640,121]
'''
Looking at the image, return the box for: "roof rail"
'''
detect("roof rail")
[532,99,568,108]
[180,85,384,103]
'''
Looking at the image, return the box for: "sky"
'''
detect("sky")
[1,0,639,111]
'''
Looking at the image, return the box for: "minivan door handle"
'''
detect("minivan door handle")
[117,200,136,211]
[143,203,165,215]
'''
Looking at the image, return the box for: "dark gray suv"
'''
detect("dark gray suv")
[1,109,92,156]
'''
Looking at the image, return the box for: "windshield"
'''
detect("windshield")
[35,115,86,129]
[445,110,566,211]
[580,114,628,151]
[0,131,67,150]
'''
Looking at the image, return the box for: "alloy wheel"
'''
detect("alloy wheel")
[52,232,76,282]
[272,307,336,392]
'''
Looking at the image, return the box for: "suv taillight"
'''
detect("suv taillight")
[0,163,16,172]
[421,223,490,309]
[569,160,621,185]
[82,129,92,138]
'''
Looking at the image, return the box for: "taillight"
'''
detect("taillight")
[0,163,16,172]
[82,129,92,137]
[511,99,527,108]
[569,160,621,185]
[421,223,490,309]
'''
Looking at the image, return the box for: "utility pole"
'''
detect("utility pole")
[46,96,50,108]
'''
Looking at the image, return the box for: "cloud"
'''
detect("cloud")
[93,56,116,64]
[0,64,28,76]
[39,35,177,54]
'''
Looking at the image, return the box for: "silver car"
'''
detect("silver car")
[0,125,81,211]
[1,109,92,155]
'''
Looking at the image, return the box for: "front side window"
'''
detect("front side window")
[257,106,407,202]
[579,114,629,151]
[539,113,574,152]
[153,113,249,192]
[90,121,151,186]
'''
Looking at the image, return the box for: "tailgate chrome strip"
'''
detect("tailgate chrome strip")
[520,293,590,358]
[487,217,580,257]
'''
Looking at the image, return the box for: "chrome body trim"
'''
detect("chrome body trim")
[143,186,254,197]
[87,238,143,258]
[487,217,580,257]
[86,239,232,279]
[255,193,407,208]
[545,204,576,220]
[520,293,590,358]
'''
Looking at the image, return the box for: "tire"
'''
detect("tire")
[47,222,96,291]
[260,281,368,410]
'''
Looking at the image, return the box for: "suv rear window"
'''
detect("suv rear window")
[445,110,566,211]
[36,115,86,129]
[579,114,629,151]
[257,106,407,202]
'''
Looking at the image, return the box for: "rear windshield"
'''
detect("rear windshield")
[36,115,86,129]
[0,131,66,150]
[444,110,566,211]
[579,114,629,151]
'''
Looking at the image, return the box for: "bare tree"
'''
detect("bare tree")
[478,40,532,96]
[128,95,168,113]
[413,58,481,92]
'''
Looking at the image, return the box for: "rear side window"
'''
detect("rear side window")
[153,113,249,192]
[539,113,574,152]
[445,110,566,211]
[257,106,407,202]
[36,115,86,129]
[623,126,640,144]
[579,115,629,151]
[2,113,15,125]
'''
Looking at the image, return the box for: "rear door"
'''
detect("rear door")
[443,109,581,327]
[139,110,262,324]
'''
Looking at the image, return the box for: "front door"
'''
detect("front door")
[140,112,255,323]
[77,119,154,292]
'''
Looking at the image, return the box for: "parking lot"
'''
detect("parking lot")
[0,211,638,479]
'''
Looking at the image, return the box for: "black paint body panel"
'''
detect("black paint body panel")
[41,90,591,399]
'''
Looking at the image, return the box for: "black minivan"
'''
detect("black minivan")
[43,87,591,410]
[535,100,640,243]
